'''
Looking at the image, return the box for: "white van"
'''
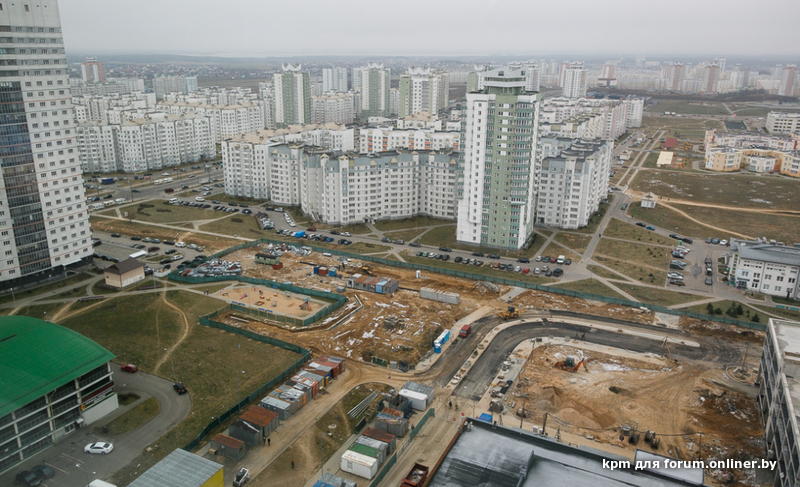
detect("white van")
[104,200,115,207]
[169,198,179,204]
[115,198,126,204]
[92,203,105,210]
[556,255,565,265]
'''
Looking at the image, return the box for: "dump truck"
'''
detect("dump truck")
[554,357,586,372]
[496,306,519,320]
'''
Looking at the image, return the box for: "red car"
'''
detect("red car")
[121,364,138,373]
[306,227,316,231]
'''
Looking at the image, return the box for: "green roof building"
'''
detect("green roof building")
[0,316,117,474]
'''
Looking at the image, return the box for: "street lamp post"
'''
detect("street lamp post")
[76,463,94,486]
[9,287,15,308]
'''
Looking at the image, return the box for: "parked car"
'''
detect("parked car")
[488,254,499,259]
[341,232,352,237]
[646,225,656,231]
[15,471,40,486]
[173,382,188,395]
[85,442,114,454]
[381,237,391,243]
[30,465,54,481]
[711,238,720,244]
[454,256,463,263]
[439,247,451,252]
[636,222,647,227]
[409,242,421,247]
[394,239,405,245]
[706,237,713,243]
[621,203,628,210]
[564,259,572,265]
[720,239,728,246]
[553,268,564,277]
[110,233,121,238]
[121,364,138,373]
[517,257,530,263]
[705,277,713,286]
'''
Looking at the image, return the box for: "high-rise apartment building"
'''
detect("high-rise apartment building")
[80,56,105,83]
[311,92,356,125]
[273,64,311,128]
[508,61,540,92]
[701,63,720,94]
[456,67,542,250]
[398,68,449,118]
[562,62,587,98]
[779,65,798,97]
[152,75,197,100]
[597,64,617,87]
[357,63,390,118]
[322,67,349,93]
[0,0,93,287]
[665,63,685,91]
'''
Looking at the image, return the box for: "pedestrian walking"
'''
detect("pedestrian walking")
[388,372,391,380]
[262,436,266,447]
[268,437,271,447]
[291,459,295,469]
[449,400,452,409]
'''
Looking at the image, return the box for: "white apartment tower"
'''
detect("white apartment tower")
[457,67,542,250]
[152,75,197,100]
[779,65,798,97]
[322,67,349,93]
[508,61,540,92]
[0,0,93,286]
[358,63,390,118]
[562,62,587,99]
[398,68,450,118]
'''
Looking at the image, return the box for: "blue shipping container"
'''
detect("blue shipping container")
[329,268,337,277]
[313,267,319,274]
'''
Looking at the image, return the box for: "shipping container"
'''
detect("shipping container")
[298,370,328,389]
[399,382,434,411]
[305,363,333,380]
[355,436,390,461]
[374,412,409,438]
[319,355,345,374]
[329,268,337,277]
[340,450,378,480]
[362,427,397,453]
[319,267,328,276]
[313,266,320,274]
[260,396,292,420]
[292,375,320,397]
[348,443,383,463]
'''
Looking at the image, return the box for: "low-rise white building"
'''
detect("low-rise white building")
[536,138,613,229]
[730,239,800,299]
[77,113,215,173]
[766,112,800,135]
[358,127,459,154]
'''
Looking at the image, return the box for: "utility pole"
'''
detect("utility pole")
[542,412,548,436]
[742,343,749,370]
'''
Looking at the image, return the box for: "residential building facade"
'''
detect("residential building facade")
[274,64,311,128]
[0,0,93,287]
[157,100,266,142]
[77,113,215,173]
[311,92,356,125]
[79,56,104,83]
[757,318,800,487]
[398,68,449,118]
[358,63,390,118]
[730,239,800,299]
[562,62,587,99]
[456,66,542,250]
[536,139,612,229]
[322,67,349,93]
[767,112,800,135]
[358,128,459,154]
[152,75,197,100]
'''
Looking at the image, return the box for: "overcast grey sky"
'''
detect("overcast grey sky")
[60,0,800,58]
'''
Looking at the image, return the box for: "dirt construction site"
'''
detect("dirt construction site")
[216,284,330,318]
[506,337,764,486]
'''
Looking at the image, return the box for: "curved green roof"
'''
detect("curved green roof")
[0,316,115,418]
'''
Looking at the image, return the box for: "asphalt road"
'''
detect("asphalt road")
[85,165,224,204]
[0,364,190,487]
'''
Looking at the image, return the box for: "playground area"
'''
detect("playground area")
[214,283,331,319]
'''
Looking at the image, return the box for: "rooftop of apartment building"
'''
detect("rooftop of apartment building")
[77,112,209,127]
[731,238,800,266]
[768,112,800,119]
[271,144,458,169]
[157,100,262,110]
[224,123,349,144]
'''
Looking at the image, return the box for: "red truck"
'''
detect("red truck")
[401,463,429,487]
[459,324,471,338]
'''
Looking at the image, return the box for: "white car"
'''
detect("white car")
[195,197,205,202]
[289,223,296,227]
[341,232,351,237]
[85,442,114,454]
[719,239,728,246]
[175,242,186,248]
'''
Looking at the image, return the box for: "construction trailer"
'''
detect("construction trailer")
[340,450,379,480]
[399,381,435,411]
[419,287,461,305]
[363,427,398,453]
[346,274,399,294]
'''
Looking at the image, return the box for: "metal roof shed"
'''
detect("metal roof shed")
[210,434,246,461]
[127,448,223,487]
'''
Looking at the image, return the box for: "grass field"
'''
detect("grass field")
[603,218,674,246]
[64,290,303,486]
[617,284,702,307]
[14,302,70,320]
[593,239,671,284]
[649,100,730,116]
[642,152,661,168]
[670,203,800,244]
[111,201,219,224]
[755,304,800,321]
[587,264,627,279]
[631,170,800,211]
[551,279,626,299]
[552,232,592,254]
[90,217,242,253]
[0,272,93,304]
[628,204,714,240]
[345,242,392,254]
[102,397,160,436]
[373,216,451,232]
[684,300,763,320]
[199,214,264,237]
[91,279,170,295]
[382,228,428,243]
[642,116,724,140]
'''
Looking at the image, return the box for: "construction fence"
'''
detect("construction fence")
[170,237,766,331]
[368,407,436,487]
[182,317,311,452]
